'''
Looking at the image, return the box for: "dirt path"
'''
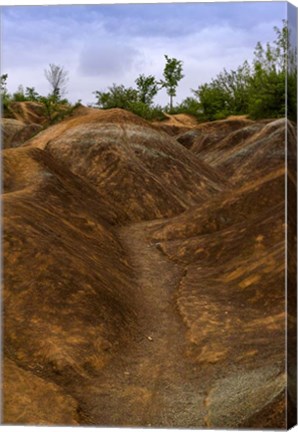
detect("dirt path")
[74,221,207,427]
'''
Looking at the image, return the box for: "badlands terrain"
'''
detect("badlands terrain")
[2,102,296,427]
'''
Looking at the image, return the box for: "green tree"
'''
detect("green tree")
[94,83,165,120]
[12,85,27,102]
[38,94,58,123]
[1,74,10,106]
[160,55,184,110]
[194,61,251,120]
[195,83,229,120]
[173,96,201,117]
[135,74,159,106]
[0,74,8,94]
[94,84,138,109]
[248,21,288,119]
[25,87,40,101]
[194,21,290,121]
[273,19,288,72]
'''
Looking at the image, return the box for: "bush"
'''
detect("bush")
[94,84,166,121]
[248,68,286,119]
[25,87,40,102]
[128,101,166,121]
[170,97,202,117]
[194,21,290,121]
[94,84,138,110]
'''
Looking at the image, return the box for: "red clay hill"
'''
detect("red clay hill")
[2,102,295,428]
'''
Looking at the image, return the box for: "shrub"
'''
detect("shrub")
[128,101,166,121]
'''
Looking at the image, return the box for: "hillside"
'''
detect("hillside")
[2,105,295,427]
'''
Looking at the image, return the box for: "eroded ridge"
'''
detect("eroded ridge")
[2,106,293,427]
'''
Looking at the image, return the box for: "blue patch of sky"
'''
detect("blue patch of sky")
[2,2,286,39]
[1,2,287,104]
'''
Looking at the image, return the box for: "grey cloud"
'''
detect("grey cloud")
[2,5,285,107]
[78,41,141,78]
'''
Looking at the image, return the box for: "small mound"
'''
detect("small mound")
[27,108,226,223]
[150,167,284,242]
[152,113,199,136]
[5,101,49,125]
[164,113,199,127]
[177,118,290,187]
[27,108,157,149]
[216,119,288,185]
[1,118,42,149]
[66,103,98,118]
[177,117,257,153]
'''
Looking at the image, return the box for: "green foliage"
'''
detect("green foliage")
[12,85,27,102]
[195,83,229,121]
[94,84,138,109]
[128,101,166,121]
[94,84,165,120]
[0,72,74,125]
[3,22,292,125]
[247,22,288,119]
[1,74,39,105]
[194,61,251,120]
[38,94,59,122]
[248,66,286,119]
[36,94,70,124]
[1,74,8,95]
[194,20,291,121]
[135,74,159,106]
[25,87,40,101]
[160,55,184,110]
[170,97,201,117]
[1,74,11,109]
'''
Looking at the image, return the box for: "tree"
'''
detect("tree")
[25,87,40,101]
[135,74,159,106]
[38,93,70,124]
[1,74,9,99]
[160,55,184,110]
[12,85,27,102]
[94,83,165,120]
[94,84,138,109]
[0,74,8,94]
[247,21,288,119]
[193,21,290,121]
[1,74,11,107]
[173,96,201,117]
[195,83,229,120]
[44,64,69,100]
[273,19,288,72]
[193,61,251,120]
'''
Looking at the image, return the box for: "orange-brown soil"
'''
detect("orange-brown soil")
[2,107,295,428]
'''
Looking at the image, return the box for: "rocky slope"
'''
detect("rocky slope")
[1,118,42,149]
[2,107,295,427]
[26,108,226,223]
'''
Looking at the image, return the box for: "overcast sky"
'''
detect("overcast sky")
[1,2,286,106]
